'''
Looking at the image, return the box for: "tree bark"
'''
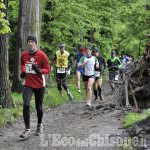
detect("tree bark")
[12,0,42,93]
[0,0,14,108]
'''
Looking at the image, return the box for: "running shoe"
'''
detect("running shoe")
[35,124,43,136]
[20,129,31,138]
[77,89,81,93]
[100,95,104,100]
[68,93,73,99]
[86,102,91,107]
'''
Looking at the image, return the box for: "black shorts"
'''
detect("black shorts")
[82,74,95,81]
[56,72,67,84]
[95,76,103,82]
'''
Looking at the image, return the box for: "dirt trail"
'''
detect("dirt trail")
[0,76,125,150]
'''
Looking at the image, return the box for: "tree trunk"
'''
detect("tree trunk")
[0,0,14,108]
[42,1,54,55]
[89,30,95,43]
[12,0,42,93]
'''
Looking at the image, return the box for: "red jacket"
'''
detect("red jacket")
[21,50,50,88]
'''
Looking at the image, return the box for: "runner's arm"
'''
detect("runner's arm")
[50,54,57,67]
[95,57,99,69]
[78,61,89,68]
[68,54,73,69]
[78,56,88,68]
[74,60,76,67]
[74,54,77,67]
[20,54,26,73]
[103,58,107,71]
[40,53,50,74]
[118,58,122,69]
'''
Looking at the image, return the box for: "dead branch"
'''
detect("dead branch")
[129,83,139,111]
[125,79,130,107]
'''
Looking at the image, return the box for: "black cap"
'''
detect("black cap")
[111,50,116,54]
[27,35,37,44]
[93,48,99,53]
[59,43,65,48]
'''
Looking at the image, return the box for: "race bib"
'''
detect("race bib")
[85,67,93,76]
[57,68,65,73]
[25,64,36,74]
[115,75,119,81]
[95,71,100,77]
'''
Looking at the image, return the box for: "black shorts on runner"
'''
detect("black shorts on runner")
[56,72,67,84]
[82,74,95,81]
[95,76,102,82]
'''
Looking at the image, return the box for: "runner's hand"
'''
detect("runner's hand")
[84,61,89,65]
[32,64,42,73]
[66,67,71,72]
[50,65,53,71]
[20,72,26,78]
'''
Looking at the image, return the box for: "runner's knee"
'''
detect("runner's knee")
[62,83,68,90]
[87,87,91,92]
[23,104,30,112]
[77,77,80,82]
[57,83,62,91]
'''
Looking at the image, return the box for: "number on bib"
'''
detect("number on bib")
[25,64,36,74]
[57,68,65,73]
[115,75,119,81]
[95,71,100,77]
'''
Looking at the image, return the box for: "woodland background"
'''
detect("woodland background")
[0,0,150,107]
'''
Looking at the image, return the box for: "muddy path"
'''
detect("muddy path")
[0,76,126,150]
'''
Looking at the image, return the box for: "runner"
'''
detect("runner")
[78,47,99,107]
[107,50,122,94]
[93,48,106,101]
[74,47,86,93]
[20,35,50,138]
[50,43,73,99]
[119,53,127,80]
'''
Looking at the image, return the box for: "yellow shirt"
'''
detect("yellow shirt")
[56,50,69,68]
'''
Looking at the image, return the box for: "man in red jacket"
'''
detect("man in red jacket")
[20,35,50,138]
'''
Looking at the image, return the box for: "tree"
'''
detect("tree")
[12,0,42,93]
[0,0,13,108]
[40,0,149,60]
[0,0,11,34]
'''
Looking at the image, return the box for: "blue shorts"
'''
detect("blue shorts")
[76,67,83,74]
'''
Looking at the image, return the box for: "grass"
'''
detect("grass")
[44,77,86,108]
[121,138,133,150]
[123,109,150,127]
[0,108,22,127]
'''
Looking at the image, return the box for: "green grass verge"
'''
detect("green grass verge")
[44,82,86,108]
[123,109,150,127]
[0,108,22,127]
